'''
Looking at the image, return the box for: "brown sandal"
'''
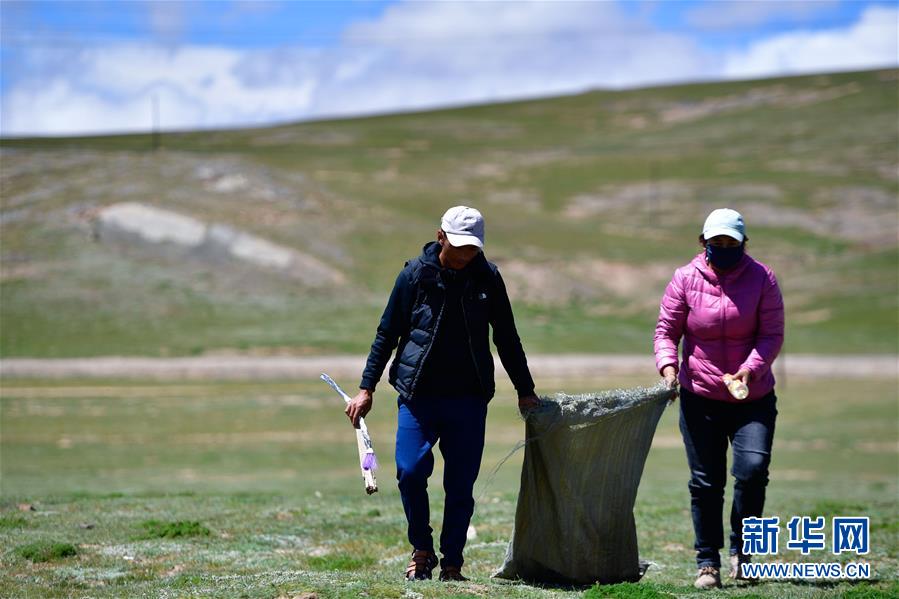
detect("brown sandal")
[439,565,468,582]
[405,549,438,581]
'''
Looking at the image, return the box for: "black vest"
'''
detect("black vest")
[389,254,497,401]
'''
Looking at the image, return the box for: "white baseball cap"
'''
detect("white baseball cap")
[441,206,485,248]
[702,208,746,243]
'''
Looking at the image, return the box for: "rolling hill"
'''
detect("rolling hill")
[1,68,896,357]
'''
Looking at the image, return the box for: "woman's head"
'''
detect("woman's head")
[700,208,745,244]
[699,208,747,271]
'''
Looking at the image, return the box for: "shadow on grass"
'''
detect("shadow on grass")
[494,578,687,598]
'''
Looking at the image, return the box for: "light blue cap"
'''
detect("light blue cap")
[702,208,745,242]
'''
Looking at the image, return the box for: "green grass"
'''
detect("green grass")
[0,515,29,529]
[2,68,897,357]
[137,520,211,540]
[307,554,377,571]
[1,376,896,597]
[14,541,78,562]
[584,582,677,599]
[841,582,899,599]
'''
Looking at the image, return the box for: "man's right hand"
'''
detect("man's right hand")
[662,365,678,391]
[517,393,540,414]
[346,389,373,428]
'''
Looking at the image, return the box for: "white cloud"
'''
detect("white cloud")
[2,45,321,134]
[344,0,629,43]
[1,1,896,136]
[2,1,714,136]
[317,1,713,114]
[724,5,899,78]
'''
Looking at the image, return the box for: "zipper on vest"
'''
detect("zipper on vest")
[409,298,446,397]
[460,293,486,395]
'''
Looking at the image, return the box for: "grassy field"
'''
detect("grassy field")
[2,68,897,358]
[1,375,896,597]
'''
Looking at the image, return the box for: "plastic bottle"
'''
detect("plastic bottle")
[723,374,749,400]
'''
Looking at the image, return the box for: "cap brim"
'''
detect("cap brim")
[445,232,484,249]
[703,226,744,243]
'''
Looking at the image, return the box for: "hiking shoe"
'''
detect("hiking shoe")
[730,553,755,581]
[694,566,722,589]
[439,566,468,582]
[404,549,438,581]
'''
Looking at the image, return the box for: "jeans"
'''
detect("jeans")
[395,395,487,568]
[679,388,777,568]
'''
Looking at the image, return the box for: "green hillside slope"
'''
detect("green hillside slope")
[2,68,896,357]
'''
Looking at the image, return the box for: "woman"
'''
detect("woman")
[654,208,784,589]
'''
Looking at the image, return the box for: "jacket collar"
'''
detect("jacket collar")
[691,251,751,284]
[420,241,442,268]
[419,240,489,276]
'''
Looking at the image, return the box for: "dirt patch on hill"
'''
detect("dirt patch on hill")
[563,181,694,219]
[563,181,896,246]
[501,258,671,306]
[402,117,524,141]
[0,261,57,283]
[714,183,784,202]
[659,83,863,124]
[94,202,345,287]
[741,185,897,244]
[608,82,865,129]
[249,128,358,147]
[485,189,542,211]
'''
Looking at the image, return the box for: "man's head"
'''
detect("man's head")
[437,206,484,270]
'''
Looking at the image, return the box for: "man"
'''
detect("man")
[345,205,540,582]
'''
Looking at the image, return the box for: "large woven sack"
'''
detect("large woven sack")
[494,383,674,585]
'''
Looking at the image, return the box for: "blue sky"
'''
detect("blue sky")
[643,1,874,46]
[1,1,896,136]
[1,1,392,50]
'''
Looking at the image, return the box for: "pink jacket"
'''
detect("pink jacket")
[654,252,784,402]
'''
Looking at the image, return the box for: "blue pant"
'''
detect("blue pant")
[395,395,487,568]
[679,388,777,568]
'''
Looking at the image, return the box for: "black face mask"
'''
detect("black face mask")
[706,243,744,270]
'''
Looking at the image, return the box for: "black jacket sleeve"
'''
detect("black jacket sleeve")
[489,269,535,397]
[360,268,414,391]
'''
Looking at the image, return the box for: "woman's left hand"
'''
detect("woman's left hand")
[731,368,751,385]
[661,365,678,390]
